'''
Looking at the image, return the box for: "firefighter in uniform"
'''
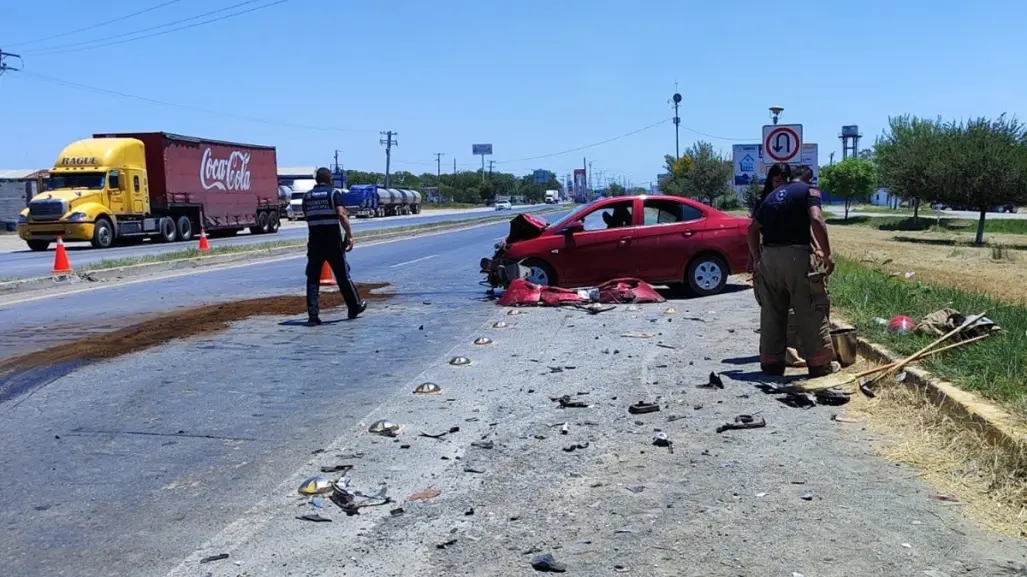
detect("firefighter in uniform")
[747,165,837,377]
[301,167,366,326]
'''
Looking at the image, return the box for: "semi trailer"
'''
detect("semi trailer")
[18,132,284,250]
[344,184,422,218]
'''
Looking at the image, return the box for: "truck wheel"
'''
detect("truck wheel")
[176,216,194,242]
[27,240,50,252]
[250,211,268,235]
[90,217,115,249]
[156,216,177,243]
[267,211,281,233]
[412,204,421,214]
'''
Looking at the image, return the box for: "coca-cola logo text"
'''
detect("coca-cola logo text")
[200,147,252,191]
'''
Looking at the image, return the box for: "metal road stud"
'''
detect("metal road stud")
[449,356,471,366]
[473,337,493,345]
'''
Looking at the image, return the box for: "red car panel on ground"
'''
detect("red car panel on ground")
[494,195,751,296]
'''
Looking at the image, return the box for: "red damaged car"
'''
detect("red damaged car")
[480,195,751,297]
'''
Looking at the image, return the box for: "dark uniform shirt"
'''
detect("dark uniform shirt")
[753,181,822,246]
[302,184,346,243]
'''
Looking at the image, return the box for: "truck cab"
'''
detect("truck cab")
[18,138,149,251]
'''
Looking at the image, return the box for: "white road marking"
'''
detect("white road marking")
[0,219,509,308]
[389,254,437,268]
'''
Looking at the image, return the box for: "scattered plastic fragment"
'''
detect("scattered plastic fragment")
[200,553,229,564]
[531,553,567,573]
[298,477,335,496]
[407,487,441,502]
[296,513,332,522]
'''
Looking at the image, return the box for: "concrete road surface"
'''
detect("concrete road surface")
[0,204,553,280]
[2,212,1022,576]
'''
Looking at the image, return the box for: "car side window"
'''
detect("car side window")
[642,200,686,225]
[582,201,633,231]
[681,204,704,222]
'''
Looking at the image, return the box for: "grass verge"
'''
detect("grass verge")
[78,209,564,273]
[829,215,1027,237]
[421,202,483,210]
[829,257,1027,415]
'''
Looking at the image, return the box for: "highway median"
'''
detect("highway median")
[0,209,563,298]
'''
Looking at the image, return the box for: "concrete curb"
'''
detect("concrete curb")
[0,212,555,298]
[853,335,1027,456]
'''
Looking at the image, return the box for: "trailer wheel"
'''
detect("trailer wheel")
[267,211,281,233]
[249,211,268,235]
[90,217,115,249]
[156,217,177,243]
[27,240,50,251]
[412,204,421,214]
[176,216,194,242]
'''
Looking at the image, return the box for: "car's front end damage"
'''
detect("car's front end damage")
[480,213,551,289]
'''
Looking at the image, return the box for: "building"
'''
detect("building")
[277,166,316,187]
[0,169,47,230]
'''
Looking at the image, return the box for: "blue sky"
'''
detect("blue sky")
[1,0,1024,188]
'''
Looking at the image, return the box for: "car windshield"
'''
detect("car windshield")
[48,172,106,190]
[549,199,601,228]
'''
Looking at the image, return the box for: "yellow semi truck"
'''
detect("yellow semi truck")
[18,132,284,251]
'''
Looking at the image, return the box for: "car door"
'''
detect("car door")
[555,199,638,286]
[635,198,709,283]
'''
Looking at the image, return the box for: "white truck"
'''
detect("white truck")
[544,190,560,204]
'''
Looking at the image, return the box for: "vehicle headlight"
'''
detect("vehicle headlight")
[66,212,87,221]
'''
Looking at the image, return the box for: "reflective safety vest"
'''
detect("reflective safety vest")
[302,185,342,230]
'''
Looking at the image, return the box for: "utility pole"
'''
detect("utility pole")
[0,49,23,78]
[487,160,495,179]
[582,157,588,199]
[453,158,457,177]
[588,161,593,192]
[379,131,398,188]
[331,149,345,188]
[671,84,682,158]
[432,152,445,203]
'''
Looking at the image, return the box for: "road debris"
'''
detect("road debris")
[368,420,403,437]
[652,432,673,453]
[470,440,495,450]
[419,426,460,439]
[563,442,589,452]
[830,414,861,424]
[298,476,335,496]
[296,513,332,522]
[700,372,723,389]
[449,356,472,366]
[621,331,656,338]
[319,464,353,474]
[628,401,659,414]
[407,487,441,502]
[553,395,590,408]
[716,414,767,433]
[530,553,567,573]
[199,553,229,564]
[464,466,486,474]
[414,382,443,394]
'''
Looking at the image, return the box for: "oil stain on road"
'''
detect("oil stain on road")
[0,282,392,404]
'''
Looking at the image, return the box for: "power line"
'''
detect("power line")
[9,0,189,49]
[495,119,671,163]
[24,0,289,57]
[17,70,376,133]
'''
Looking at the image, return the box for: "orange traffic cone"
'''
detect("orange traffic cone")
[319,262,336,286]
[197,228,210,252]
[51,235,72,275]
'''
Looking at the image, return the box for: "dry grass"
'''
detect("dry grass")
[835,360,1027,539]
[831,225,1027,304]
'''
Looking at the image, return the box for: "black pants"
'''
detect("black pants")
[305,238,361,319]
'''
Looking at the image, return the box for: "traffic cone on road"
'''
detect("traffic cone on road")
[51,236,72,275]
[197,228,210,252]
[319,262,336,286]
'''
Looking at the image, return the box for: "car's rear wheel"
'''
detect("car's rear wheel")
[686,254,728,297]
[521,258,557,286]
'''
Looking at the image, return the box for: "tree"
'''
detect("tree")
[743,178,763,216]
[607,183,626,196]
[661,141,732,205]
[818,157,876,220]
[874,115,944,221]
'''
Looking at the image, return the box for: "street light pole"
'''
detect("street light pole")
[672,91,682,158]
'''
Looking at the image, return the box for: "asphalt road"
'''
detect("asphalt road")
[0,204,553,280]
[0,210,570,577]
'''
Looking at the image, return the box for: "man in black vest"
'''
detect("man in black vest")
[747,165,837,377]
[301,167,366,326]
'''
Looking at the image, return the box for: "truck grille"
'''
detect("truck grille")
[29,199,66,221]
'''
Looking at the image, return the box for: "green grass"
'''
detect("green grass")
[78,208,565,273]
[830,257,1027,415]
[848,204,916,215]
[828,215,1027,237]
[421,202,483,210]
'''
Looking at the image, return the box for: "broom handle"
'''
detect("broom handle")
[853,333,990,379]
[863,312,987,386]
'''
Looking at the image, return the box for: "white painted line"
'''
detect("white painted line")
[389,254,437,268]
[0,219,509,308]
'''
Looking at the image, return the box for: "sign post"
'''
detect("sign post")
[472,144,493,182]
[761,124,803,165]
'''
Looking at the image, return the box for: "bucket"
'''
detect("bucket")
[831,326,859,367]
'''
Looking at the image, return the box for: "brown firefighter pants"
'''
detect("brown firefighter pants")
[755,245,835,375]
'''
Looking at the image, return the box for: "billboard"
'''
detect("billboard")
[533,169,550,184]
[801,143,819,186]
[732,142,819,193]
[572,169,586,201]
[472,144,493,155]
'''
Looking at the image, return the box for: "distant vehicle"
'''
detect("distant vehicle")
[287,178,316,220]
[344,185,422,218]
[495,200,513,211]
[544,190,560,204]
[481,195,751,297]
[18,131,282,250]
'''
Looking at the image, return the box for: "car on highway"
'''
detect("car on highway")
[481,195,751,297]
[494,199,513,211]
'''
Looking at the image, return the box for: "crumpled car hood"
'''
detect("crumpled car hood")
[505,213,549,244]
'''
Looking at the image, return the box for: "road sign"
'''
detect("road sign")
[472,144,493,155]
[762,124,802,164]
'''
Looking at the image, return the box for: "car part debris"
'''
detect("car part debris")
[471,440,494,450]
[814,388,850,406]
[296,513,332,522]
[531,553,567,573]
[200,553,229,564]
[449,356,472,366]
[628,401,660,414]
[699,372,723,389]
[553,395,589,408]
[560,423,570,435]
[652,432,673,453]
[492,321,509,328]
[626,486,644,493]
[464,466,486,474]
[420,426,460,439]
[407,487,441,502]
[716,414,767,433]
[436,538,458,549]
[474,336,493,345]
[830,414,861,424]
[621,331,656,338]
[390,507,405,516]
[320,464,354,474]
[298,476,335,496]
[562,441,590,452]
[656,342,677,349]
[368,419,403,437]
[414,382,443,394]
